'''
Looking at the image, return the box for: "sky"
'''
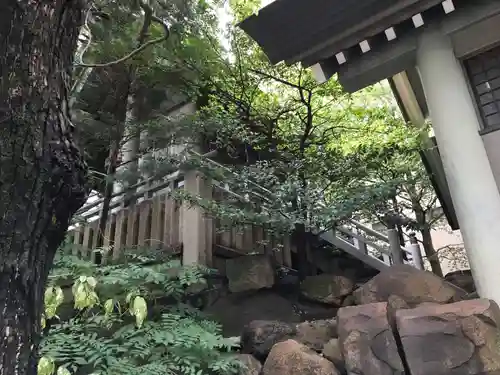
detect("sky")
[216,0,275,47]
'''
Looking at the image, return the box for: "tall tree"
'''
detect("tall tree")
[340,88,447,276]
[169,7,400,278]
[0,1,88,373]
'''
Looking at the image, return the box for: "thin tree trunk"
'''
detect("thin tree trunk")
[118,119,141,200]
[95,9,154,247]
[96,144,120,249]
[390,197,406,245]
[406,182,444,277]
[294,223,310,281]
[123,91,142,199]
[421,226,443,277]
[0,1,87,373]
[69,67,93,108]
[291,194,310,280]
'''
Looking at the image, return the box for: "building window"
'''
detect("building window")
[464,45,500,129]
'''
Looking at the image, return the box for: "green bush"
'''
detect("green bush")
[38,243,241,375]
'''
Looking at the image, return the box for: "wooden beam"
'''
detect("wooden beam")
[282,234,293,268]
[163,183,179,248]
[125,204,139,249]
[182,171,212,266]
[137,200,152,248]
[72,226,83,256]
[150,194,164,249]
[112,209,127,261]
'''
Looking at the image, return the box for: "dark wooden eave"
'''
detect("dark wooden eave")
[240,0,446,67]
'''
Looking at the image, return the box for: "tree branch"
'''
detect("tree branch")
[76,12,170,68]
[250,69,308,92]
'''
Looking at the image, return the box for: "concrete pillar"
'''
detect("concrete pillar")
[417,29,500,302]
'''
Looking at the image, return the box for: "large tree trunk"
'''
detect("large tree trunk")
[0,1,87,373]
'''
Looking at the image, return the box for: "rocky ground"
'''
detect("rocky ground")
[200,255,499,375]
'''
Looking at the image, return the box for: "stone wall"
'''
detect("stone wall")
[205,257,500,375]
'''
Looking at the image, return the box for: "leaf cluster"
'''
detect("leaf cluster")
[39,245,240,375]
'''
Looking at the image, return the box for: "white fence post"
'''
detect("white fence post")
[388,228,403,265]
[408,233,425,270]
[352,228,368,254]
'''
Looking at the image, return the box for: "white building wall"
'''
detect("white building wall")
[416,29,500,302]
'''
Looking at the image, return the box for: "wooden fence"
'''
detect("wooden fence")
[67,170,295,273]
[66,157,426,274]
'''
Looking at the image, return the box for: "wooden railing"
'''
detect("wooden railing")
[199,157,424,271]
[323,221,424,271]
[67,155,425,273]
[67,170,295,273]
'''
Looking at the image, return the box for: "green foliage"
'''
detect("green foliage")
[171,28,408,235]
[73,0,224,186]
[72,0,445,266]
[39,248,240,375]
[73,0,440,235]
[229,0,261,22]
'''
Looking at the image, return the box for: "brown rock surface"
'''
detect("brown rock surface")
[300,274,355,306]
[241,320,297,360]
[387,294,410,311]
[322,338,345,373]
[262,339,340,375]
[295,319,338,351]
[205,290,301,337]
[353,264,465,306]
[337,302,404,375]
[396,298,500,375]
[342,294,355,307]
[234,354,262,375]
[226,254,275,293]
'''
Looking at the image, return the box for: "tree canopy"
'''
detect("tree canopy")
[71,0,450,276]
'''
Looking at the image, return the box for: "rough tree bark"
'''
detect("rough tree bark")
[421,225,443,277]
[413,204,443,277]
[0,1,87,373]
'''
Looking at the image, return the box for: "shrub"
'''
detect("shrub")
[38,243,241,375]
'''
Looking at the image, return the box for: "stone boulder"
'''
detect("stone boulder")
[226,254,275,293]
[322,338,345,374]
[396,298,500,375]
[337,302,404,375]
[387,294,410,311]
[384,294,411,326]
[205,290,301,337]
[295,318,338,351]
[353,264,466,307]
[310,246,379,281]
[341,295,355,307]
[262,339,340,375]
[445,269,476,293]
[241,320,297,360]
[234,354,262,375]
[300,274,355,306]
[465,291,480,300]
